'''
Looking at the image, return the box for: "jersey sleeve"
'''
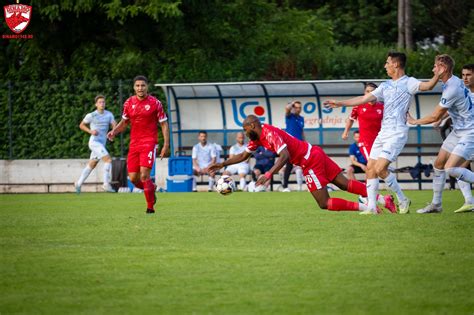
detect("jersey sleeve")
[370,84,385,101]
[269,130,287,154]
[156,100,168,122]
[245,141,260,153]
[407,77,421,94]
[83,113,92,124]
[108,112,116,124]
[349,106,359,121]
[122,99,130,120]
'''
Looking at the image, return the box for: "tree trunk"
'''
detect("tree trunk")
[398,0,405,49]
[404,0,413,51]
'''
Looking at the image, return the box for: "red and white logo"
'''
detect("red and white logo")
[4,3,32,34]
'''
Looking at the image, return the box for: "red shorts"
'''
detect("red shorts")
[127,143,157,173]
[300,146,342,192]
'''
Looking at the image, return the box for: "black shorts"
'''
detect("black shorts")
[254,164,273,174]
[351,165,365,174]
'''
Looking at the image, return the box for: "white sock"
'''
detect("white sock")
[209,177,215,190]
[384,172,406,202]
[448,167,474,183]
[103,162,112,185]
[366,178,379,211]
[193,175,198,190]
[77,166,92,186]
[431,168,446,205]
[240,177,246,190]
[295,168,303,185]
[457,179,473,204]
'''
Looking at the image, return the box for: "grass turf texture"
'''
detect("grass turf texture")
[1,190,473,314]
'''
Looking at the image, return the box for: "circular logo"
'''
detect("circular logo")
[254,106,265,116]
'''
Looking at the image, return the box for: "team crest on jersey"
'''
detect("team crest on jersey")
[362,108,367,112]
[4,3,32,34]
[145,105,150,111]
[377,109,382,115]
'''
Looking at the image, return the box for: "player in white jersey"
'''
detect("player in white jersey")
[75,95,117,193]
[324,51,443,214]
[223,132,250,190]
[408,57,474,213]
[192,131,217,192]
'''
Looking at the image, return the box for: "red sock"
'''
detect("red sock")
[347,179,367,197]
[134,181,144,189]
[142,179,155,209]
[327,198,360,211]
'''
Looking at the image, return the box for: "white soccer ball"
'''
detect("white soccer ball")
[215,175,235,196]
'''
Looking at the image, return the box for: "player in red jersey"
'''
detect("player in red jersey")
[207,115,395,213]
[341,82,383,161]
[107,75,169,214]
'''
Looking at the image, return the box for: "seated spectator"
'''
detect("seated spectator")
[223,132,249,190]
[250,146,276,191]
[347,130,367,180]
[192,131,216,192]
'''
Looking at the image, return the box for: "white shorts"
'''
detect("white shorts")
[441,130,474,161]
[369,130,408,162]
[89,141,109,160]
[225,163,250,175]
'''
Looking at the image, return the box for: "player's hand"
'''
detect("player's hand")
[256,174,269,186]
[406,112,416,125]
[159,145,169,160]
[207,163,223,173]
[323,100,341,109]
[107,131,115,141]
[341,132,348,140]
[432,120,441,130]
[91,130,99,136]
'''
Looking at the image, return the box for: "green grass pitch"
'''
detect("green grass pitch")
[1,190,473,314]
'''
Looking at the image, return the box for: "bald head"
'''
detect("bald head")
[243,115,261,127]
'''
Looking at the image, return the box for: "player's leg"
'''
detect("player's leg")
[127,146,143,189]
[455,160,474,211]
[446,135,474,184]
[75,158,99,193]
[100,154,114,192]
[417,149,449,214]
[137,144,157,213]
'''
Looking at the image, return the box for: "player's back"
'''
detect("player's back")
[260,124,309,165]
[442,75,474,132]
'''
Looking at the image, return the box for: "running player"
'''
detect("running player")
[107,75,169,214]
[75,95,116,193]
[207,115,396,213]
[407,55,474,213]
[341,82,383,161]
[324,51,443,214]
[223,132,250,191]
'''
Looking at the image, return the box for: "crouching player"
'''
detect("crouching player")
[207,115,396,214]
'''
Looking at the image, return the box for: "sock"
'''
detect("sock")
[209,177,215,190]
[457,179,473,204]
[193,175,198,190]
[448,167,474,183]
[366,178,379,211]
[384,172,406,202]
[347,179,367,197]
[103,162,112,185]
[142,179,155,209]
[295,168,303,185]
[327,198,360,211]
[431,168,446,205]
[134,180,144,189]
[77,166,92,186]
[240,177,246,190]
[358,203,369,211]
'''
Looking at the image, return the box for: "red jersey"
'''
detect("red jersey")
[349,102,383,148]
[122,95,167,146]
[245,124,310,166]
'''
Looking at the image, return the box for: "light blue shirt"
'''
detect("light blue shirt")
[439,75,474,131]
[83,110,115,145]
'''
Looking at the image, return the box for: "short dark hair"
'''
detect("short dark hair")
[133,75,148,84]
[94,95,105,103]
[364,82,378,89]
[387,51,407,69]
[353,130,360,135]
[462,64,474,72]
[198,130,207,136]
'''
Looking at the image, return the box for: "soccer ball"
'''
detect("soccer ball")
[215,175,235,196]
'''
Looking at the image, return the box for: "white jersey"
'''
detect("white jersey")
[83,110,115,145]
[440,75,474,131]
[470,91,474,107]
[371,75,421,133]
[192,143,216,168]
[229,143,248,167]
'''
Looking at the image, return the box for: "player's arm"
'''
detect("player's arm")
[324,94,376,109]
[419,69,444,91]
[407,105,448,125]
[285,102,294,116]
[256,148,290,186]
[107,119,129,141]
[207,151,251,172]
[159,121,170,159]
[110,120,117,130]
[342,118,354,140]
[79,121,98,136]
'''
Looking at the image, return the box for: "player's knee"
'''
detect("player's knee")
[317,199,328,210]
[446,167,458,178]
[140,174,150,182]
